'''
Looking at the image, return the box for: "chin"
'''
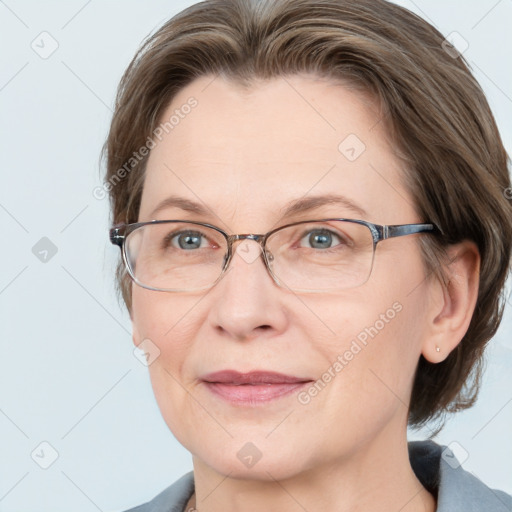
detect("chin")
[192,439,315,482]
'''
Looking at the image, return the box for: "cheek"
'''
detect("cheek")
[132,287,204,440]
[132,289,208,403]
[300,275,425,420]
[132,286,199,347]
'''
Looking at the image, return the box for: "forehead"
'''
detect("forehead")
[139,75,415,227]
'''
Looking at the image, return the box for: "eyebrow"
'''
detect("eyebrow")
[149,193,368,220]
[280,194,367,219]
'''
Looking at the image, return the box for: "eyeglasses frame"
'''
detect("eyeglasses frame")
[109,218,442,293]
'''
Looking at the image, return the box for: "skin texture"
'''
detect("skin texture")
[131,75,479,512]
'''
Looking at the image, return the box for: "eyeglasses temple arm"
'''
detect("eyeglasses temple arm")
[384,223,442,239]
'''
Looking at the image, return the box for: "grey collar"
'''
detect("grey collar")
[409,440,512,511]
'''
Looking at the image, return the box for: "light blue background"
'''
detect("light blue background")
[1,1,511,510]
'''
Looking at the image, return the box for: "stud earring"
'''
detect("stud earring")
[435,346,441,353]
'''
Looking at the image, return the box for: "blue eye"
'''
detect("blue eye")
[167,231,207,250]
[299,229,344,249]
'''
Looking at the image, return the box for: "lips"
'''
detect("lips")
[201,370,311,385]
[200,370,313,406]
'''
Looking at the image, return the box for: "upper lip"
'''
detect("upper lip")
[201,370,313,385]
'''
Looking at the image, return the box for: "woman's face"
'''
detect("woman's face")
[131,74,435,479]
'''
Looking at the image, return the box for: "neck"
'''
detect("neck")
[187,425,436,512]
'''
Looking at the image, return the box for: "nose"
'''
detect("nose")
[206,239,288,341]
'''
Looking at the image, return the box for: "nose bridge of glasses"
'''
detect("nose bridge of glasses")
[224,233,270,269]
[228,233,266,251]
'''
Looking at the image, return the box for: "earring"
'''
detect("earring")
[435,346,441,353]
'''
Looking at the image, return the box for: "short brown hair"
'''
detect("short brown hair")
[102,0,512,427]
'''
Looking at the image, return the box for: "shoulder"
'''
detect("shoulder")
[122,471,195,512]
[409,440,512,511]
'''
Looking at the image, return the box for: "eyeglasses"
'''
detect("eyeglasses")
[109,219,441,293]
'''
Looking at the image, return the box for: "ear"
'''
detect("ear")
[421,240,480,363]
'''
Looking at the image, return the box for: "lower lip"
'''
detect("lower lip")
[202,381,311,406]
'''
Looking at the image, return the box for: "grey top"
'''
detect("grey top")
[123,440,512,511]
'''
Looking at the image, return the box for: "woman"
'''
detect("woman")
[104,0,512,510]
